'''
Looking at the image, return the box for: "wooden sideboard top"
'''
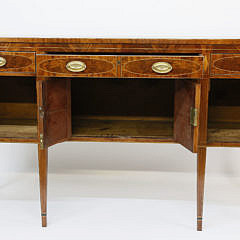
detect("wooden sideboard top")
[0,38,240,45]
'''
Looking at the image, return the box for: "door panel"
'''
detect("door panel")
[37,78,71,148]
[174,80,201,152]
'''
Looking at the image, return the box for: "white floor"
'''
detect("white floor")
[1,170,240,240]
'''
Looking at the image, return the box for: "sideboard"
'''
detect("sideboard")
[1,38,240,231]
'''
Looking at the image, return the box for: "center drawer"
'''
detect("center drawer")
[37,54,203,79]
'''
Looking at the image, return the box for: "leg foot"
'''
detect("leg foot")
[197,217,203,231]
[41,214,47,227]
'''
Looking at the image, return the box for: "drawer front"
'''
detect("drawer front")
[211,54,240,77]
[121,56,203,78]
[0,52,35,76]
[37,55,118,78]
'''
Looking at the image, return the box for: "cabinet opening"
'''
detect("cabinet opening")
[71,78,174,140]
[0,77,37,139]
[208,79,240,143]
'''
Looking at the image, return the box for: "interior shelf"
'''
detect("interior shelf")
[208,122,240,143]
[208,106,240,143]
[71,78,175,140]
[208,79,240,144]
[0,77,37,140]
[0,119,37,139]
[72,115,173,139]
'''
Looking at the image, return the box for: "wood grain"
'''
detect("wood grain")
[37,55,118,78]
[0,119,37,139]
[41,78,71,147]
[0,103,37,119]
[174,80,201,153]
[72,115,173,139]
[211,54,240,77]
[0,51,35,76]
[121,56,203,79]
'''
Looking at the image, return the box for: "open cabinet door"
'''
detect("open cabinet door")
[37,78,71,148]
[174,80,201,153]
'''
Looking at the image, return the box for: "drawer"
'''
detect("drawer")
[121,56,203,78]
[37,55,118,78]
[0,52,35,76]
[211,54,240,77]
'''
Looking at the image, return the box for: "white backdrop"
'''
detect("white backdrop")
[0,0,240,38]
[1,143,240,176]
[1,0,240,176]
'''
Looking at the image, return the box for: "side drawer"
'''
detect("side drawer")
[0,52,35,76]
[37,55,118,78]
[211,54,240,78]
[121,56,203,78]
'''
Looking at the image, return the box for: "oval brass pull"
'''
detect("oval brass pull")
[66,61,86,72]
[0,57,6,67]
[152,62,172,74]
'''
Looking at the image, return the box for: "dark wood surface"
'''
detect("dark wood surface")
[211,54,240,77]
[0,51,35,76]
[72,115,173,139]
[174,80,201,153]
[71,78,174,118]
[37,55,118,78]
[38,78,71,147]
[1,38,240,230]
[121,56,203,78]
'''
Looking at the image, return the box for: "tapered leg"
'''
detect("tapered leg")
[38,144,48,227]
[197,147,207,231]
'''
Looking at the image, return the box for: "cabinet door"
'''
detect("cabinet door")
[37,78,71,148]
[174,80,201,153]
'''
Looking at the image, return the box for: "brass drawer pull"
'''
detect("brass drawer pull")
[66,61,86,72]
[0,57,6,67]
[152,62,172,74]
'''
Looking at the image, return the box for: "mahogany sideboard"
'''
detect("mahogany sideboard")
[1,38,240,231]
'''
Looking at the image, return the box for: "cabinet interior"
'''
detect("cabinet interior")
[0,77,37,139]
[208,79,240,143]
[71,78,174,139]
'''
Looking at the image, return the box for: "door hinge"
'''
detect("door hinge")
[40,133,44,149]
[39,106,45,118]
[190,107,198,127]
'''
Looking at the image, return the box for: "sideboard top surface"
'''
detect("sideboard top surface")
[1,38,240,45]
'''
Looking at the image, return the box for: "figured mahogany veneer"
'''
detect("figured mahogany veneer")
[37,55,118,78]
[121,56,203,78]
[211,54,240,77]
[38,79,71,147]
[1,38,240,231]
[0,51,35,76]
[37,55,203,79]
[174,80,201,152]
